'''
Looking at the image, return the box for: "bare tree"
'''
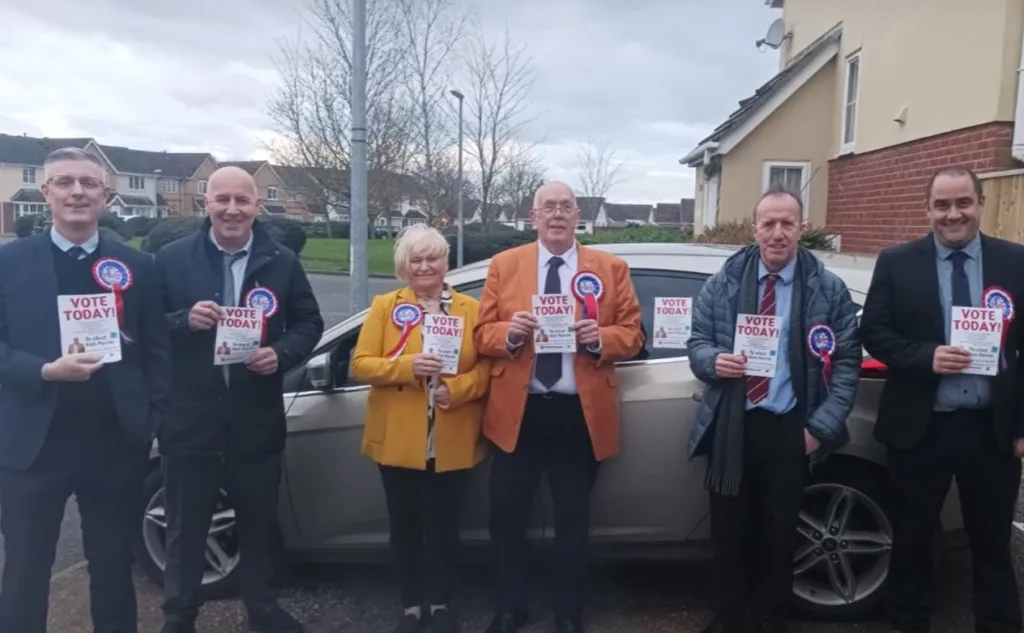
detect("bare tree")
[575,136,625,199]
[267,0,412,220]
[462,25,539,223]
[494,151,545,209]
[395,0,469,221]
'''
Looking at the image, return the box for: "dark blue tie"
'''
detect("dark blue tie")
[67,246,86,260]
[949,250,971,307]
[535,256,564,389]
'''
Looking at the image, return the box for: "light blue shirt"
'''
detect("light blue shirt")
[746,257,798,414]
[933,233,990,411]
[50,227,98,259]
[209,229,253,307]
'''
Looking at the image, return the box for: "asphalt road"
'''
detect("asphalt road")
[0,273,402,584]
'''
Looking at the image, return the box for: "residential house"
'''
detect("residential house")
[92,143,217,219]
[0,134,94,235]
[219,161,312,221]
[681,0,1024,253]
[653,199,696,229]
[596,202,654,228]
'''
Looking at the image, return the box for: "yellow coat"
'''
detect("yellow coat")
[351,286,491,472]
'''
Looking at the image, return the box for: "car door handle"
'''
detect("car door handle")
[692,392,703,402]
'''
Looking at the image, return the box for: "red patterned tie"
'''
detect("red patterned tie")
[745,273,778,405]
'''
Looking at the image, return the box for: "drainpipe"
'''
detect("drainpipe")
[1014,23,1024,162]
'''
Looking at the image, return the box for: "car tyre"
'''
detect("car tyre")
[789,457,896,621]
[133,465,242,600]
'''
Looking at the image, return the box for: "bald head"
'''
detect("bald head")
[533,180,576,209]
[209,165,257,196]
[206,165,261,252]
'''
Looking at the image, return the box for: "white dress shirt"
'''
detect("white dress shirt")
[529,242,580,395]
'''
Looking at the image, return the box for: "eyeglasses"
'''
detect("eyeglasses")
[47,175,104,191]
[535,202,578,216]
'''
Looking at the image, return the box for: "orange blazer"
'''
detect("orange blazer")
[351,286,491,472]
[473,242,643,461]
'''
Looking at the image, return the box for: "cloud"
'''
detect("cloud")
[0,0,782,203]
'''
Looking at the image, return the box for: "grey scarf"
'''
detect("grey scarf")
[704,248,809,496]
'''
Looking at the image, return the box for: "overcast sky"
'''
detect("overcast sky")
[0,0,781,204]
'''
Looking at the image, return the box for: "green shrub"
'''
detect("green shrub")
[581,226,692,245]
[696,219,836,251]
[15,213,42,238]
[142,217,203,253]
[444,222,535,269]
[99,227,124,244]
[262,217,308,255]
[124,216,159,237]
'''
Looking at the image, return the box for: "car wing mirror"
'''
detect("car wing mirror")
[307,352,333,390]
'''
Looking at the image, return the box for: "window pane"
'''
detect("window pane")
[844,104,857,144]
[846,58,859,102]
[629,270,709,361]
[784,168,802,192]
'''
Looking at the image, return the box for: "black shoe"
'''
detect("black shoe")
[554,615,585,633]
[700,616,745,633]
[392,613,429,633]
[247,605,304,632]
[483,608,527,633]
[430,608,460,633]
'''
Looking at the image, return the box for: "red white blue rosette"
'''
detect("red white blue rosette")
[983,286,1014,371]
[385,302,423,360]
[807,324,836,388]
[570,271,603,320]
[92,257,133,342]
[244,287,279,345]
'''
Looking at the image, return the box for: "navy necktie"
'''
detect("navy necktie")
[535,256,564,389]
[67,246,86,260]
[949,250,971,307]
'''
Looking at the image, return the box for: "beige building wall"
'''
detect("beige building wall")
[0,165,37,200]
[778,0,1023,156]
[717,61,836,229]
[692,165,706,233]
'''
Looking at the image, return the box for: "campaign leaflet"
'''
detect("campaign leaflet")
[733,313,780,377]
[532,293,576,354]
[57,293,122,363]
[652,297,692,349]
[949,306,1002,376]
[422,313,464,375]
[213,307,263,366]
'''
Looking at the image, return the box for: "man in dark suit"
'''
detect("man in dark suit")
[0,147,171,633]
[860,165,1024,633]
[155,166,324,633]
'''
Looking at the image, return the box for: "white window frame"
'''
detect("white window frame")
[267,186,278,201]
[159,179,179,194]
[14,202,47,217]
[128,176,145,191]
[762,161,811,218]
[840,50,861,155]
[22,167,36,185]
[198,180,208,195]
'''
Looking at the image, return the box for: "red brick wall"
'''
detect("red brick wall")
[0,203,12,236]
[827,122,1017,253]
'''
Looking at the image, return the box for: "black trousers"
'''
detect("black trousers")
[490,393,600,619]
[709,409,807,625]
[0,420,146,633]
[886,409,1022,633]
[379,460,468,608]
[161,453,283,625]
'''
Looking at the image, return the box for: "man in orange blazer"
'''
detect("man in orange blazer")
[474,181,643,633]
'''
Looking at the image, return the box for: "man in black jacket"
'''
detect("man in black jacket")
[0,147,171,633]
[859,165,1024,633]
[155,166,324,633]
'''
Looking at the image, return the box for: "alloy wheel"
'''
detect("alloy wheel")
[792,482,893,607]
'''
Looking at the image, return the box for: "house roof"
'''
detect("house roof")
[654,199,696,225]
[220,161,267,176]
[11,188,45,203]
[263,204,288,215]
[0,134,92,165]
[603,203,653,223]
[108,193,155,207]
[97,144,213,178]
[577,197,604,222]
[680,23,843,166]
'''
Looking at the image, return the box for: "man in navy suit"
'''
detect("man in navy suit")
[0,147,171,633]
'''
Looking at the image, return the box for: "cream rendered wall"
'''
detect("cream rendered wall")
[779,0,1023,156]
[692,164,706,234]
[0,165,38,200]
[717,60,836,228]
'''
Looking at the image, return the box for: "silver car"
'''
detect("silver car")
[134,243,965,621]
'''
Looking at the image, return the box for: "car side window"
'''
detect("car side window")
[627,269,710,362]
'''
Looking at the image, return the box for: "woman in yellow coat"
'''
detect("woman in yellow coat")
[351,224,490,633]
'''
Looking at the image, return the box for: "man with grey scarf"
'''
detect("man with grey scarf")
[687,185,861,633]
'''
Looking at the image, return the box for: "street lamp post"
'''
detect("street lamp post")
[450,89,464,268]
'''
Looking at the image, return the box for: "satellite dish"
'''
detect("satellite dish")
[756,18,790,49]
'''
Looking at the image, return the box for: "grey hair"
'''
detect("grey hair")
[43,148,105,179]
